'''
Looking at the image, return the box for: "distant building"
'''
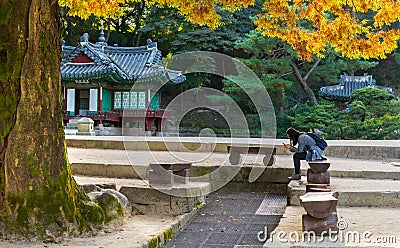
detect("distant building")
[319,74,393,110]
[61,31,185,135]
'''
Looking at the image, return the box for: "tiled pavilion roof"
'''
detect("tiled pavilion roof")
[61,32,185,84]
[320,74,393,100]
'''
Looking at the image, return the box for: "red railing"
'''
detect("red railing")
[62,111,71,121]
[62,109,171,122]
[118,109,171,118]
[87,111,120,122]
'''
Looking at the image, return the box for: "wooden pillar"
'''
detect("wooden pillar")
[145,118,155,136]
[155,118,162,136]
[146,89,151,109]
[98,86,103,124]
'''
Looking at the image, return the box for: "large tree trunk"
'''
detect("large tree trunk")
[0,0,102,239]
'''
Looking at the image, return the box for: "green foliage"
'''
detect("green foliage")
[170,2,260,55]
[367,47,400,93]
[361,114,400,139]
[233,31,295,110]
[281,88,400,140]
[285,101,341,138]
[275,114,294,138]
[350,87,397,117]
[347,100,366,121]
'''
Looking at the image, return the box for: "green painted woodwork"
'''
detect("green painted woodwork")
[113,90,147,110]
[150,92,159,110]
[102,89,111,111]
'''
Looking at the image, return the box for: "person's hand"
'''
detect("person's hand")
[283,143,291,149]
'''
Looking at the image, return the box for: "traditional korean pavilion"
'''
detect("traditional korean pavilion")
[61,31,185,135]
[319,74,393,110]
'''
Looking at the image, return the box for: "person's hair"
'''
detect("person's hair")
[286,127,304,146]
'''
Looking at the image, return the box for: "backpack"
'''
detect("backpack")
[307,132,328,150]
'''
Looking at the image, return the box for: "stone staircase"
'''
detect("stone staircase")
[64,118,79,135]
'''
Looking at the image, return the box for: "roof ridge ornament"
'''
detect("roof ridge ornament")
[96,28,108,47]
[147,38,157,49]
[98,28,106,42]
[80,33,89,45]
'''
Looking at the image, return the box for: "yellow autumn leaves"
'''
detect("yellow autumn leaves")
[59,0,131,19]
[255,0,400,60]
[149,0,253,29]
[60,0,252,28]
[61,0,400,61]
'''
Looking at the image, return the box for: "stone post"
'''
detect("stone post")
[300,160,339,235]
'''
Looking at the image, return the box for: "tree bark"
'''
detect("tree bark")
[106,18,111,42]
[0,0,102,239]
[290,59,321,106]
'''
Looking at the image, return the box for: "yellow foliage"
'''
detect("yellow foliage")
[59,0,133,19]
[149,0,254,29]
[254,0,400,61]
[61,0,400,61]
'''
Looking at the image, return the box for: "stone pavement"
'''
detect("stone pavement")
[163,191,286,248]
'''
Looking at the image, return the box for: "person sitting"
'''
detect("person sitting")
[283,127,327,180]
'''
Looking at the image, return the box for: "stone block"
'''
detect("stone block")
[131,203,171,215]
[174,169,189,184]
[306,184,330,193]
[210,165,241,182]
[149,169,174,186]
[257,167,294,183]
[307,169,330,185]
[119,186,170,205]
[71,163,108,177]
[307,160,330,173]
[300,192,338,218]
[302,212,339,235]
[170,196,196,214]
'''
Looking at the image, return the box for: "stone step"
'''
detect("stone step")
[64,129,78,135]
[119,182,210,215]
[288,177,400,207]
[66,147,400,181]
[70,161,400,183]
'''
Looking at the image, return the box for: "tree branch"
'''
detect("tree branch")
[290,60,319,106]
[304,58,322,82]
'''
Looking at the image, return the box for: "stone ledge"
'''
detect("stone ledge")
[120,182,210,216]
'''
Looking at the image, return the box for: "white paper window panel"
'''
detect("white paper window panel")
[130,92,138,109]
[138,91,146,109]
[67,89,75,112]
[89,89,98,111]
[122,92,130,109]
[114,92,122,109]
